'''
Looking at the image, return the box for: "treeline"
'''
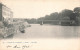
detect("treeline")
[26,7,80,25]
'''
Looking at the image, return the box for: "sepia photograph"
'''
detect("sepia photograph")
[0,0,80,50]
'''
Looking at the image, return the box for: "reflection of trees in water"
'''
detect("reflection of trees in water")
[60,26,80,37]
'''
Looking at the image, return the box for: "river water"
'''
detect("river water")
[1,24,80,50]
[13,24,80,38]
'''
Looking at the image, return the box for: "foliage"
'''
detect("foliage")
[26,7,80,25]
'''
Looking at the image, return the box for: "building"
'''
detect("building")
[0,3,13,24]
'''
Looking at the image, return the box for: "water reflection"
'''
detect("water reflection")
[57,26,80,38]
[13,24,80,38]
[38,24,80,38]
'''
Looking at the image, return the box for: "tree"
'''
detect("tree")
[74,7,80,17]
[49,12,59,20]
[60,9,75,20]
[44,15,50,20]
[73,7,80,25]
[74,7,80,13]
[69,13,76,20]
[61,9,73,17]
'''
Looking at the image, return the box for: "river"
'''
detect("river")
[1,24,80,50]
[13,24,80,38]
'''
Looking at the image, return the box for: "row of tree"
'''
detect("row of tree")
[38,7,80,21]
[26,7,80,25]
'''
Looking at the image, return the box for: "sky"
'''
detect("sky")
[1,0,80,18]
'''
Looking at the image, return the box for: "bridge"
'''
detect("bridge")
[37,20,79,25]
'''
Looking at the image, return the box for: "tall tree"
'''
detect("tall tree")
[74,7,80,13]
[60,9,74,20]
[49,12,59,20]
[74,7,80,17]
[61,9,73,17]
